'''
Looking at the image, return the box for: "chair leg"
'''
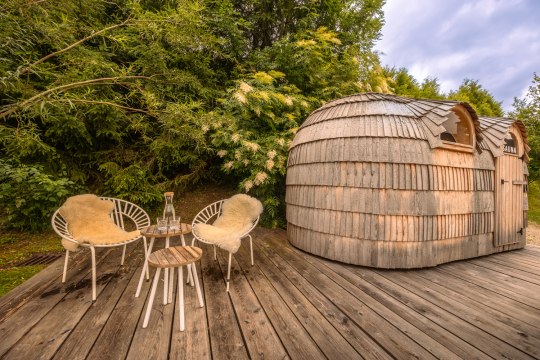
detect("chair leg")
[121,244,127,265]
[90,246,97,301]
[178,266,184,331]
[191,263,204,307]
[249,235,254,266]
[62,250,69,283]
[143,268,161,328]
[226,252,232,292]
[213,245,217,261]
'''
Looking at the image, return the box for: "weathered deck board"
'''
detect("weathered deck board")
[0,230,539,360]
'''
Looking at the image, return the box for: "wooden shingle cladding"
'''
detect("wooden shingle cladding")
[286,93,529,268]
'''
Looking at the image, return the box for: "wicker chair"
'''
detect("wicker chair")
[191,199,260,292]
[51,197,150,301]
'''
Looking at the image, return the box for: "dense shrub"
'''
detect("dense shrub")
[0,161,79,231]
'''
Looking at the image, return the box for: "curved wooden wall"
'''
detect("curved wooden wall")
[285,93,521,268]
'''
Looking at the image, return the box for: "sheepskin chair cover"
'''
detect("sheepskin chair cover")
[193,194,263,253]
[58,194,140,251]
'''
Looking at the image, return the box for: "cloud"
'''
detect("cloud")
[376,0,540,112]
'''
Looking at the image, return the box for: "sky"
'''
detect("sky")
[375,0,540,112]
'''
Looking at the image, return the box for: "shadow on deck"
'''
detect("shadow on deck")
[1,228,540,360]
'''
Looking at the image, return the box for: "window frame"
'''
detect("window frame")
[439,105,475,153]
[503,126,523,157]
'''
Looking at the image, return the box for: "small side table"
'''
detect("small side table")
[142,246,204,331]
[135,223,193,303]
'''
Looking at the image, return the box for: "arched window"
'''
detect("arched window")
[440,109,473,146]
[504,132,517,154]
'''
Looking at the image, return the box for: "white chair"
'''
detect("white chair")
[52,197,150,301]
[191,196,261,291]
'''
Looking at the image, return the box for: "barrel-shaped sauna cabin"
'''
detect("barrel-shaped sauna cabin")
[286,93,529,268]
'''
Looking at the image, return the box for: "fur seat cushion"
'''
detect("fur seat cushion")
[192,194,263,253]
[58,194,140,251]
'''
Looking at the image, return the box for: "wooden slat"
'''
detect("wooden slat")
[261,233,441,359]
[214,250,288,360]
[3,247,126,360]
[55,249,145,360]
[200,247,249,360]
[233,242,363,360]
[2,228,540,360]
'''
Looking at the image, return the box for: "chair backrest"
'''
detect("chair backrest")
[192,199,260,239]
[51,197,150,242]
[192,200,225,226]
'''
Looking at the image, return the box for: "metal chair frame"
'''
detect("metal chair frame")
[51,197,150,301]
[191,199,259,292]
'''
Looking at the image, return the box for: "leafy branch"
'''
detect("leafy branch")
[47,99,157,117]
[18,18,131,76]
[0,75,151,120]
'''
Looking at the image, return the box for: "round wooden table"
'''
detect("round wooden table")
[143,246,204,330]
[135,223,193,302]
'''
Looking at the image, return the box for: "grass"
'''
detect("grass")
[528,182,540,224]
[0,231,63,297]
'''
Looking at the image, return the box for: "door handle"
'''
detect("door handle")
[501,179,509,184]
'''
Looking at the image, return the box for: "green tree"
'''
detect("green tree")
[0,0,387,228]
[448,79,504,117]
[509,73,540,182]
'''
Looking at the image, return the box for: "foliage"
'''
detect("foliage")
[0,0,386,228]
[0,161,78,231]
[212,26,376,226]
[510,73,540,182]
[383,67,445,99]
[528,182,540,224]
[447,79,504,117]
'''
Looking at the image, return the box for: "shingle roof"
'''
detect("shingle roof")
[297,92,483,152]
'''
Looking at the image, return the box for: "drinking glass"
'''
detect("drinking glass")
[169,218,180,231]
[157,217,168,231]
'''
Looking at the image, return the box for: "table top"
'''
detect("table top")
[147,246,202,268]
[142,223,192,237]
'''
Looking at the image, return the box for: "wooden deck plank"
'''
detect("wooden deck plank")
[311,261,491,360]
[0,251,92,358]
[343,264,532,359]
[261,231,441,360]
[228,244,326,360]
[486,253,540,276]
[252,236,392,360]
[169,254,211,360]
[508,251,540,267]
[2,247,124,360]
[383,271,540,359]
[52,246,144,360]
[85,251,153,360]
[125,258,176,360]
[472,257,540,286]
[1,228,540,360]
[214,248,289,360]
[200,246,250,360]
[0,254,77,323]
[234,237,363,360]
[439,262,540,309]
[417,267,540,328]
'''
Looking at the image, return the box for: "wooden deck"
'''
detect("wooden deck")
[1,228,540,360]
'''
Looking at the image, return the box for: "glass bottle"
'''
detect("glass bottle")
[163,192,175,224]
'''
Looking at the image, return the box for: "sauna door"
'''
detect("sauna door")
[494,129,525,246]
